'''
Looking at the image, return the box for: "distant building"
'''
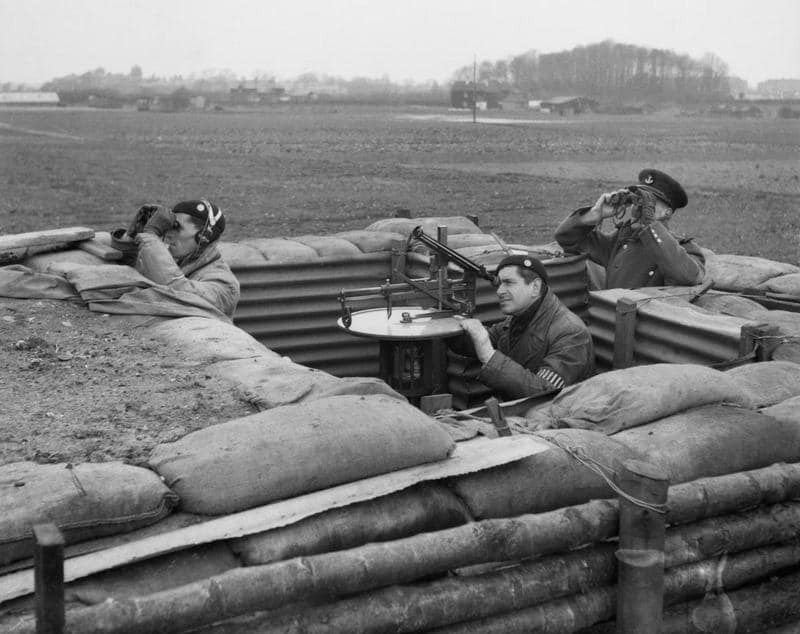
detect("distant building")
[87,94,123,109]
[229,82,286,105]
[0,92,60,107]
[540,96,598,115]
[757,79,800,99]
[450,82,504,109]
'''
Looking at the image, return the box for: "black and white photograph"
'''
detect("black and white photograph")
[1,1,799,631]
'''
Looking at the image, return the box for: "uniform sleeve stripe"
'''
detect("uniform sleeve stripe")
[536,367,565,389]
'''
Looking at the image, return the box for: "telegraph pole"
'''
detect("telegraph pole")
[472,55,477,124]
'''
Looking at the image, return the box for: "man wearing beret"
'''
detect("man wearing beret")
[455,254,595,400]
[123,199,240,317]
[554,169,706,289]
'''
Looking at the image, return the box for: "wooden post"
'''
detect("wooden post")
[419,393,452,415]
[612,298,638,369]
[616,460,669,634]
[34,523,65,634]
[739,323,781,362]
[484,397,511,436]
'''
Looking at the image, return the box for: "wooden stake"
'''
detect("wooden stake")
[616,460,669,634]
[612,298,637,369]
[33,523,64,634]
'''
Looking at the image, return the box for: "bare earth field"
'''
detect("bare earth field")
[0,104,799,465]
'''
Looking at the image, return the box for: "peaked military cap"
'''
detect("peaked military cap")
[495,253,548,284]
[630,168,688,210]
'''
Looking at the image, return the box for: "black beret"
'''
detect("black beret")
[171,199,226,241]
[495,253,548,284]
[631,169,688,210]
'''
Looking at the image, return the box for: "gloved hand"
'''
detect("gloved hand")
[127,204,160,238]
[141,205,176,237]
[636,189,657,226]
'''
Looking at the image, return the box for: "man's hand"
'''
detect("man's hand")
[141,206,176,238]
[454,316,494,364]
[634,189,657,227]
[580,189,630,225]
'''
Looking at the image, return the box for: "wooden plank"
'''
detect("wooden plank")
[75,238,123,261]
[0,227,94,251]
[0,436,550,605]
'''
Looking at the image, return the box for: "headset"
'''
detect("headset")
[195,199,224,246]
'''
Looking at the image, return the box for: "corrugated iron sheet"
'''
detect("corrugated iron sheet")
[589,289,749,369]
[232,254,392,377]
[232,252,590,380]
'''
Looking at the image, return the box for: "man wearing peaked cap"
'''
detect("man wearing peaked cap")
[454,253,595,400]
[554,168,705,289]
[114,198,240,318]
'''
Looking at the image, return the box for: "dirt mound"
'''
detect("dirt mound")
[0,298,257,467]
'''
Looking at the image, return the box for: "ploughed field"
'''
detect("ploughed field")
[0,104,798,466]
[1,104,799,262]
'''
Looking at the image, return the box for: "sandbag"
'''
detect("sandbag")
[773,342,800,364]
[205,356,404,410]
[525,364,755,434]
[364,216,482,237]
[230,482,470,565]
[761,395,800,425]
[148,316,278,365]
[756,310,800,337]
[613,404,800,485]
[756,272,800,296]
[148,394,456,515]
[446,428,644,519]
[24,249,106,272]
[240,238,319,263]
[216,242,268,267]
[333,230,404,253]
[705,254,799,292]
[724,361,800,407]
[0,462,178,566]
[292,235,363,258]
[692,291,769,319]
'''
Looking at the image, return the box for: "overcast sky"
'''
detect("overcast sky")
[2,0,798,87]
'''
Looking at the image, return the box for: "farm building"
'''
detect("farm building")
[230,82,286,105]
[450,81,505,109]
[0,92,60,107]
[541,96,598,115]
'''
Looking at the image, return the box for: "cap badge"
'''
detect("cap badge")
[644,175,654,184]
[197,203,205,212]
[523,258,532,268]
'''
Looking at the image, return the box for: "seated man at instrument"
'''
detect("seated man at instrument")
[124,199,240,318]
[455,254,595,401]
[554,168,705,289]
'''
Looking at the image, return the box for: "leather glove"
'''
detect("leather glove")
[637,189,657,226]
[127,204,160,237]
[141,205,177,237]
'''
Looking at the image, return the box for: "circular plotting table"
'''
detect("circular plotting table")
[338,306,464,341]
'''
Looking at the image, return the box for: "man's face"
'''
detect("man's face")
[164,213,198,260]
[496,266,542,316]
[653,198,674,223]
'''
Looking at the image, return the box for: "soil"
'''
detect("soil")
[0,297,257,467]
[1,104,798,468]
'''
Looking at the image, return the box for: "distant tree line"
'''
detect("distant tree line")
[453,40,732,103]
[38,66,448,107]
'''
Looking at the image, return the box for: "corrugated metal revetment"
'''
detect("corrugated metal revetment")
[232,252,590,380]
[589,288,752,369]
[232,254,392,377]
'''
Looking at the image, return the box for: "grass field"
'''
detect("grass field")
[1,104,799,262]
